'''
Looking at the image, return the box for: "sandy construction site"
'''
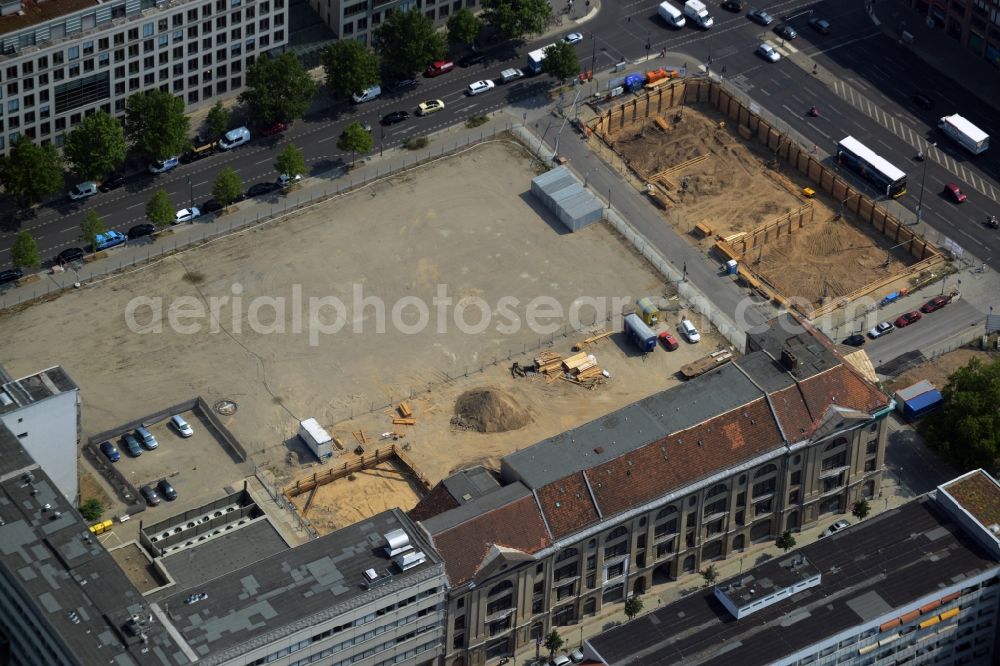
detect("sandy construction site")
[1,139,728,534]
[604,108,911,306]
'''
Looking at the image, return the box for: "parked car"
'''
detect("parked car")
[99,440,120,463]
[843,333,866,347]
[157,479,178,501]
[549,656,572,666]
[467,80,495,96]
[93,230,127,251]
[56,247,85,264]
[659,330,679,351]
[417,99,445,116]
[568,649,585,664]
[921,295,949,313]
[201,199,223,214]
[499,68,524,83]
[259,121,288,137]
[563,32,584,45]
[380,110,410,126]
[423,60,454,77]
[180,138,216,163]
[140,485,161,506]
[911,92,934,110]
[135,426,158,450]
[99,173,126,192]
[127,223,156,239]
[68,181,98,201]
[122,433,143,457]
[219,126,251,150]
[774,23,797,39]
[247,182,281,197]
[809,17,832,34]
[721,0,745,11]
[868,321,894,338]
[171,414,194,437]
[747,9,773,25]
[819,519,851,538]
[174,207,201,224]
[679,319,701,343]
[390,78,418,91]
[458,52,486,67]
[148,156,180,174]
[756,42,780,62]
[277,173,302,188]
[895,310,922,328]
[0,267,24,285]
[943,182,967,203]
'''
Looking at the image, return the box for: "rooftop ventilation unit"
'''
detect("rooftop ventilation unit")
[395,550,427,571]
[363,568,379,582]
[384,529,412,557]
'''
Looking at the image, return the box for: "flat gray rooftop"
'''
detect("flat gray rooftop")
[441,466,501,504]
[503,358,774,489]
[159,508,444,664]
[0,422,35,478]
[150,520,290,603]
[588,497,999,666]
[422,482,531,535]
[0,365,78,415]
[0,447,182,665]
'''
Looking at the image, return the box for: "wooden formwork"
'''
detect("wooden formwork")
[284,445,433,501]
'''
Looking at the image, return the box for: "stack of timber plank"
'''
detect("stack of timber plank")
[561,352,605,385]
[535,351,563,376]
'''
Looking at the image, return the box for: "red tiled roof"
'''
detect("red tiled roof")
[536,472,601,540]
[773,365,890,440]
[585,398,782,517]
[430,494,551,585]
[408,482,460,522]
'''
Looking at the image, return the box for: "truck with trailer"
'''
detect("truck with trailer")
[298,418,334,461]
[527,45,555,74]
[683,0,714,28]
[623,313,657,353]
[938,114,989,155]
[657,1,686,28]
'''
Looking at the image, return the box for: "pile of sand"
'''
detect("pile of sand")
[451,388,532,433]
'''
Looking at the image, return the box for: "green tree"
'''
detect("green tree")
[146,188,174,228]
[776,530,797,552]
[923,357,1000,471]
[375,8,446,79]
[700,564,718,587]
[240,52,316,126]
[79,498,104,521]
[275,144,306,181]
[0,136,64,206]
[321,40,380,101]
[852,498,871,521]
[124,89,191,160]
[542,41,580,83]
[80,210,106,250]
[481,0,551,39]
[337,122,374,166]
[205,101,232,140]
[63,110,127,180]
[624,595,644,621]
[543,629,564,659]
[10,231,40,269]
[212,167,244,208]
[447,8,482,47]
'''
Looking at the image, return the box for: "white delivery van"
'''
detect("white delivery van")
[683,0,714,28]
[679,319,701,343]
[657,1,686,28]
[218,126,251,150]
[352,85,382,104]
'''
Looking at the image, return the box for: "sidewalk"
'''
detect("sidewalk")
[869,0,1000,111]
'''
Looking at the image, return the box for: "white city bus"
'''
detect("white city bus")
[837,136,908,198]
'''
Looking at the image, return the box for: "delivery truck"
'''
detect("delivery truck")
[938,114,989,155]
[683,0,714,28]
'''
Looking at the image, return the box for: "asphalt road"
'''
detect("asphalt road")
[861,297,984,364]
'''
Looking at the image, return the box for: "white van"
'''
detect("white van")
[679,319,701,342]
[171,415,193,437]
[219,126,251,150]
[352,85,382,104]
[657,1,686,28]
[500,68,524,83]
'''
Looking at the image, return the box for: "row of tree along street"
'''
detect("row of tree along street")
[2,0,583,272]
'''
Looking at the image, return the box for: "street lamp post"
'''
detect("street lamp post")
[915,142,935,223]
[379,126,384,157]
[645,32,651,62]
[187,177,194,215]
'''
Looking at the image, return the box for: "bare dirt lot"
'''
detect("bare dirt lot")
[606,108,910,305]
[885,346,999,394]
[1,140,728,530]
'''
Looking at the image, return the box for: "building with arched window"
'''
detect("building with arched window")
[413,314,893,666]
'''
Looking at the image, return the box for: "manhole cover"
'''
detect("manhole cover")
[214,399,238,416]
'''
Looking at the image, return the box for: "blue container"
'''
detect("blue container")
[726,259,738,275]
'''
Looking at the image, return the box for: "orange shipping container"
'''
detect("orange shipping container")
[646,68,668,83]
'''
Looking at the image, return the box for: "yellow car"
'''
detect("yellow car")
[417,99,445,116]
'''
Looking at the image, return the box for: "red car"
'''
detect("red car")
[894,311,922,327]
[259,121,288,137]
[943,183,967,203]
[920,295,949,313]
[658,331,679,351]
[424,60,454,77]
